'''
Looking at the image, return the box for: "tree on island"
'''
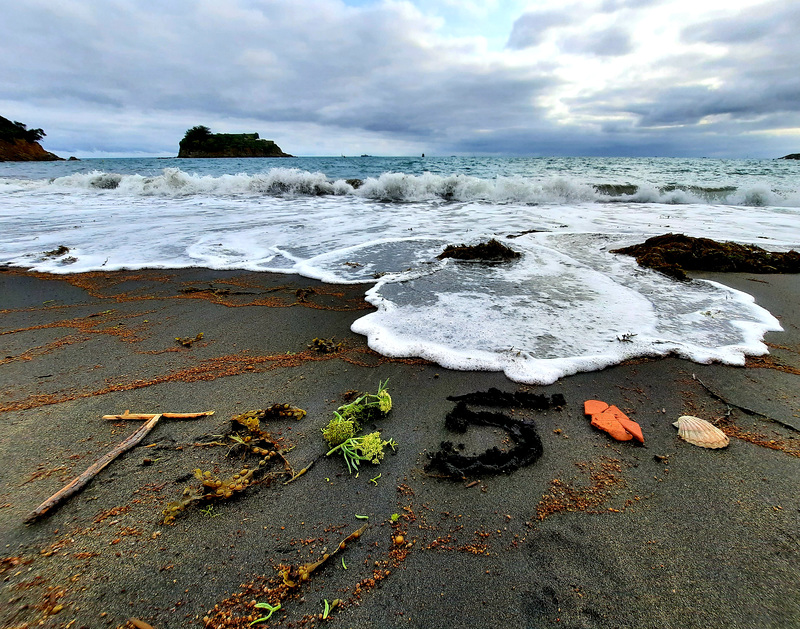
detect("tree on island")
[177,125,291,158]
[0,115,62,161]
[182,125,211,143]
[0,116,46,143]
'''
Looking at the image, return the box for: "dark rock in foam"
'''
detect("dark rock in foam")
[611,233,800,281]
[437,238,521,262]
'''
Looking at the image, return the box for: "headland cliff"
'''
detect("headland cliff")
[0,116,62,161]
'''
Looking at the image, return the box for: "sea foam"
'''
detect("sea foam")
[1,161,797,384]
[351,234,782,384]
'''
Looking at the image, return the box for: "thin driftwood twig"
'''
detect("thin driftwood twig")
[26,414,163,523]
[103,410,215,420]
[692,374,800,433]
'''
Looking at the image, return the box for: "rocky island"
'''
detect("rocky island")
[779,153,800,160]
[177,125,292,158]
[0,116,62,161]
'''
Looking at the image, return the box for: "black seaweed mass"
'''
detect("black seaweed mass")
[426,390,564,479]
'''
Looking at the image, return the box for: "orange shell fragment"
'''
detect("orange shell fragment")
[611,408,645,444]
[591,410,633,441]
[584,399,609,415]
[584,400,644,444]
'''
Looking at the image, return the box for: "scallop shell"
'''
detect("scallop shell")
[673,415,729,449]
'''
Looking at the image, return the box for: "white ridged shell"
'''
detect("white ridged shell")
[673,415,729,449]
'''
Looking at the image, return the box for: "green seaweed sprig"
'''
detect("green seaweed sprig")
[250,602,281,625]
[325,432,397,474]
[322,599,341,619]
[321,413,358,448]
[322,381,396,473]
[335,380,391,425]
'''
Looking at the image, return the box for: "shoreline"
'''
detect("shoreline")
[1,266,799,628]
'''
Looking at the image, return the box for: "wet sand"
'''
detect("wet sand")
[1,266,799,629]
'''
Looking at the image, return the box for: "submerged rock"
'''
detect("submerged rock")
[611,233,800,281]
[437,238,521,261]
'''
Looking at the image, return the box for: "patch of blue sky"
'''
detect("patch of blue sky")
[339,0,525,50]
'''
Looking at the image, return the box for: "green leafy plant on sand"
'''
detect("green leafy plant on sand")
[321,414,358,449]
[322,381,396,473]
[322,380,392,447]
[326,431,397,474]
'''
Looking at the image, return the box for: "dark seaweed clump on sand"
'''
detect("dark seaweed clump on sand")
[448,387,565,409]
[611,233,800,281]
[437,238,521,261]
[426,393,551,478]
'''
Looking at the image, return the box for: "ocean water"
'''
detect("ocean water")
[1,156,799,384]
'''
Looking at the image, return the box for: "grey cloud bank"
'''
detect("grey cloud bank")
[2,0,798,158]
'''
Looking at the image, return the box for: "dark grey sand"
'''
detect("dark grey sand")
[1,267,798,629]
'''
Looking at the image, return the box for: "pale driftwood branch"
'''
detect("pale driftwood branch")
[26,410,216,523]
[102,410,215,420]
[25,414,164,523]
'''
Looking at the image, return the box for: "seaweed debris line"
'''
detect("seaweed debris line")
[611,233,800,281]
[162,404,304,524]
[448,387,565,409]
[426,389,563,478]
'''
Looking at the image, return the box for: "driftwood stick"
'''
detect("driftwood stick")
[25,414,163,523]
[102,410,215,420]
[692,374,800,433]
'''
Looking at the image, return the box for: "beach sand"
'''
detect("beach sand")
[1,266,798,629]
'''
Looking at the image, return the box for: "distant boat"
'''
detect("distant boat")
[360,154,371,157]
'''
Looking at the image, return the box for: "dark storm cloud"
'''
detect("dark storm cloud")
[506,10,573,49]
[545,0,800,157]
[570,77,800,129]
[628,84,800,126]
[0,0,558,152]
[1,0,560,155]
[324,70,557,140]
[448,117,792,159]
[675,1,800,126]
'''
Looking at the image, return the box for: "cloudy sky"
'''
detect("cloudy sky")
[2,0,798,158]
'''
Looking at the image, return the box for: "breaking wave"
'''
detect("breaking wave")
[5,167,799,207]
